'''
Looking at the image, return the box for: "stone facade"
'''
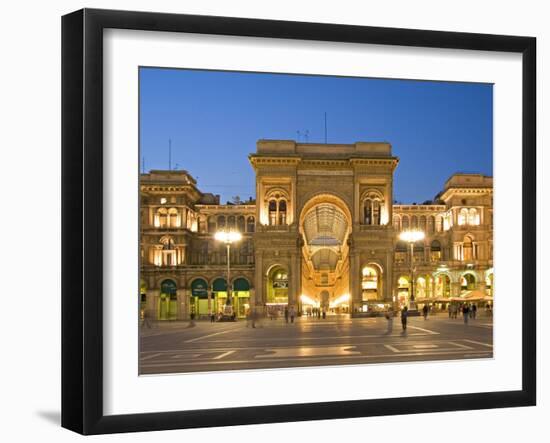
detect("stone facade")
[140,140,493,320]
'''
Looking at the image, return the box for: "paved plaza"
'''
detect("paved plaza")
[139,313,493,374]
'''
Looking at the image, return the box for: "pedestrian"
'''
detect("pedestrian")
[472,303,477,319]
[290,306,296,323]
[210,312,215,323]
[422,304,429,320]
[322,309,326,319]
[448,304,452,318]
[284,306,289,324]
[463,304,470,324]
[401,306,408,331]
[385,308,394,334]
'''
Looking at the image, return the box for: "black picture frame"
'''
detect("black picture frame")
[61,8,536,435]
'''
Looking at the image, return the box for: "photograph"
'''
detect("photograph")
[138,67,494,375]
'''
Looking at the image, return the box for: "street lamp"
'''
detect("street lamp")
[214,230,242,319]
[399,229,425,311]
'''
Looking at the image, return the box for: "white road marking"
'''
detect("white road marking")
[408,326,439,335]
[140,349,493,368]
[140,353,162,361]
[463,339,493,348]
[413,344,438,349]
[448,341,474,350]
[213,350,236,360]
[384,344,400,353]
[184,328,236,343]
[256,346,359,358]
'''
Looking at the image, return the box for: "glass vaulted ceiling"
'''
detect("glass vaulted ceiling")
[303,204,349,271]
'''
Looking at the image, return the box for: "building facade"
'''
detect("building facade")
[140,140,493,320]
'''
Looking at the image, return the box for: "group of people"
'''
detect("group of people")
[448,303,479,323]
[305,307,326,319]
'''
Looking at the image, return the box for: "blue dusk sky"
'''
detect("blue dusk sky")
[139,68,493,204]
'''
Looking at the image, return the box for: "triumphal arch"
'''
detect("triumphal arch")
[249,140,398,314]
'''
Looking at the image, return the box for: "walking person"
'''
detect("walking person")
[284,306,289,324]
[422,304,429,320]
[472,303,477,320]
[463,303,470,324]
[401,306,408,332]
[290,305,296,324]
[385,308,394,334]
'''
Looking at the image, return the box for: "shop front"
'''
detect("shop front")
[158,279,178,320]
[190,278,209,319]
[232,277,251,318]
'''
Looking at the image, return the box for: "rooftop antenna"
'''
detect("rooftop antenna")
[324,112,328,144]
[168,138,172,171]
[141,156,145,174]
[296,130,301,141]
[304,130,309,143]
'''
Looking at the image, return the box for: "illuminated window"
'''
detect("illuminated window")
[278,200,287,225]
[468,208,480,225]
[246,216,255,232]
[160,197,167,204]
[361,266,379,301]
[268,200,277,225]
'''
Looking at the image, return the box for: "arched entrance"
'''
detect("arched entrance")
[397,276,410,309]
[435,273,451,298]
[212,278,228,315]
[190,278,209,318]
[233,277,251,318]
[361,264,383,311]
[461,273,476,292]
[266,265,288,318]
[158,279,177,320]
[299,193,352,311]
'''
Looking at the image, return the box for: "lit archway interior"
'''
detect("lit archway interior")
[300,200,351,308]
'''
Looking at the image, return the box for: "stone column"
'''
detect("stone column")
[451,281,461,297]
[254,252,263,308]
[289,251,301,309]
[146,289,159,320]
[177,289,187,320]
[350,249,361,313]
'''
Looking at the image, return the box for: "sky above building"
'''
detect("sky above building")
[139,67,493,204]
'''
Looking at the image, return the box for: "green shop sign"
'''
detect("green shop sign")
[191,279,208,298]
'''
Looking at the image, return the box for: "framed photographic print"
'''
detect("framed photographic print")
[61,8,536,435]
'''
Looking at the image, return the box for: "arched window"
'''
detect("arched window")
[364,199,373,225]
[372,200,381,225]
[393,215,401,231]
[458,208,468,226]
[428,215,435,234]
[156,207,168,228]
[278,200,287,225]
[217,215,226,229]
[402,215,410,230]
[246,216,255,232]
[237,215,245,232]
[168,208,179,227]
[198,216,207,233]
[228,215,236,230]
[268,200,277,225]
[411,215,418,229]
[468,208,479,225]
[207,216,216,233]
[435,215,443,232]
[419,215,427,231]
[463,235,474,260]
